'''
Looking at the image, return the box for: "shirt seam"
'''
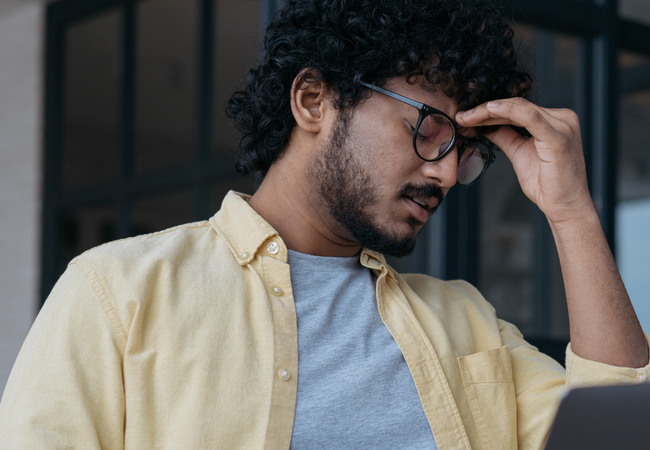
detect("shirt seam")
[72,257,128,354]
[73,222,211,260]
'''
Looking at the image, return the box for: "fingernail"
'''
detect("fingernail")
[487,101,500,109]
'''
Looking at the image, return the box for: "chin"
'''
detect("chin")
[350,219,421,258]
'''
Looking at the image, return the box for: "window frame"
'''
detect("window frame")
[42,0,245,301]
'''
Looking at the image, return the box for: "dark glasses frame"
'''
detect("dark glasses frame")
[360,81,458,162]
[360,81,497,185]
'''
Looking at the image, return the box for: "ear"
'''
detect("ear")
[290,70,330,134]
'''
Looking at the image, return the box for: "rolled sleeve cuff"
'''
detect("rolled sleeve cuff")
[565,333,650,388]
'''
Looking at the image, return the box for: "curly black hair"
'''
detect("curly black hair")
[227,0,532,181]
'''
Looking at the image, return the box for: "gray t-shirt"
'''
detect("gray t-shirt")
[288,250,437,449]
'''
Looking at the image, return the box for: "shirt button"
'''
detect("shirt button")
[278,369,291,381]
[638,373,647,382]
[267,241,279,255]
[241,252,250,259]
[271,286,283,296]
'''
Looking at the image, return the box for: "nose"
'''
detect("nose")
[420,147,458,188]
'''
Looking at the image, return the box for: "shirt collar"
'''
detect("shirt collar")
[360,249,397,282]
[210,191,281,265]
[210,190,397,281]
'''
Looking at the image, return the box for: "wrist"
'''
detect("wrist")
[547,202,602,244]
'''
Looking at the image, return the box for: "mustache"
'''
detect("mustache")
[400,183,445,213]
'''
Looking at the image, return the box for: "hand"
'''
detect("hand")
[455,98,595,227]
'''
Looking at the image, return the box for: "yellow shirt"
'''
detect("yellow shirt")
[1,191,649,450]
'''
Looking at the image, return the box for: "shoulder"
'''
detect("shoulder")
[60,220,242,348]
[67,219,237,311]
[74,220,215,266]
[69,220,236,282]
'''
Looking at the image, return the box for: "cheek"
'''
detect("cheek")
[350,113,423,181]
[360,124,413,166]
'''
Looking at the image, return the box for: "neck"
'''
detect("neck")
[248,155,361,257]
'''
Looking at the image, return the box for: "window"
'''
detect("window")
[617,51,650,333]
[620,0,650,26]
[479,26,578,340]
[43,0,259,299]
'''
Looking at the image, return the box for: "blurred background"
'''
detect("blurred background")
[1,0,650,392]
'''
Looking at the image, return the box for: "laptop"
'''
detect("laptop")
[544,383,650,450]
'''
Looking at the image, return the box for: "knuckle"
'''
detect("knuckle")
[567,111,581,127]
[559,108,578,120]
[558,108,581,127]
[559,112,580,135]
[526,108,544,123]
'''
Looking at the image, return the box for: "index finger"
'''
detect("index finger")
[455,98,561,145]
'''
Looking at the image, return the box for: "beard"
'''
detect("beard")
[308,110,444,257]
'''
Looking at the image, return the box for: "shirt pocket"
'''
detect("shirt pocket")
[458,346,517,450]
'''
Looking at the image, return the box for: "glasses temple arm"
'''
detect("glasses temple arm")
[359,81,424,110]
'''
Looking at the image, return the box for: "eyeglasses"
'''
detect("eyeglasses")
[360,81,497,186]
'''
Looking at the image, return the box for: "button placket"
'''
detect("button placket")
[265,242,286,298]
[259,254,297,447]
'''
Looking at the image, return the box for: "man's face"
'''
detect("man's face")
[308,77,460,257]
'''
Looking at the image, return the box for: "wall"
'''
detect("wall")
[0,0,43,393]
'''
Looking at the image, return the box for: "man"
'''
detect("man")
[1,0,648,448]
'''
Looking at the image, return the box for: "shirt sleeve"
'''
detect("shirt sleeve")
[565,338,650,387]
[495,318,565,450]
[498,318,650,450]
[0,262,125,450]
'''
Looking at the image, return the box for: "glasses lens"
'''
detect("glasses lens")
[457,141,489,185]
[415,113,455,160]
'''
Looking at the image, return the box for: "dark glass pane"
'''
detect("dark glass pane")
[212,0,261,160]
[62,9,121,191]
[480,152,535,329]
[617,51,650,334]
[59,204,117,274]
[514,25,578,108]
[621,0,650,26]
[134,0,198,175]
[209,175,256,215]
[479,25,577,338]
[132,189,194,236]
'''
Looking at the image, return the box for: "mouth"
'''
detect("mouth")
[403,195,434,223]
[409,196,430,211]
[400,183,444,223]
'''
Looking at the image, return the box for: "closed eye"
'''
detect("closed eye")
[408,123,426,141]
